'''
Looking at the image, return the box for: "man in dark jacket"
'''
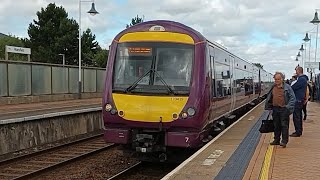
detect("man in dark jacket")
[265,72,296,148]
[290,66,308,137]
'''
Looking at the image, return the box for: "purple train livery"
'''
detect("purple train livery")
[102,20,273,161]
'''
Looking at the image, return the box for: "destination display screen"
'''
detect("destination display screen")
[119,47,152,56]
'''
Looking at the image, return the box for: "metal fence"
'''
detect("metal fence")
[0,60,105,97]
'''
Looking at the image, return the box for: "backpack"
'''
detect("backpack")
[305,84,310,102]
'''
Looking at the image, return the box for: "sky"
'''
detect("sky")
[1,0,320,79]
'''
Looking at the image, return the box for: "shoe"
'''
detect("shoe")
[270,141,280,145]
[289,133,301,137]
[280,142,287,148]
[303,115,307,120]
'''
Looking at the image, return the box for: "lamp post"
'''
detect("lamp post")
[297,51,301,65]
[310,10,320,64]
[299,44,305,69]
[78,1,99,99]
[58,54,65,66]
[303,33,312,78]
[303,33,311,62]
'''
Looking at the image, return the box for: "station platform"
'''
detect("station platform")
[162,101,320,180]
[0,98,102,121]
[0,97,103,157]
[244,101,320,180]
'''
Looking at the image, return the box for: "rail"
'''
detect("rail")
[0,134,116,180]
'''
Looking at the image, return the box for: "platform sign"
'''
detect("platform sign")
[305,62,320,70]
[5,45,31,61]
[5,45,31,55]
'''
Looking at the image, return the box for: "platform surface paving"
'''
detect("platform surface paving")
[244,101,320,180]
[0,98,101,120]
[163,102,265,180]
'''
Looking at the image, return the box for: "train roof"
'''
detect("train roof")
[114,20,206,43]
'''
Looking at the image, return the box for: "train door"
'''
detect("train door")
[229,56,236,112]
[209,46,216,118]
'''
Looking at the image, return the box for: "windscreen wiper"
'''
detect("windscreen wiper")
[125,69,152,93]
[154,70,176,95]
[125,69,176,95]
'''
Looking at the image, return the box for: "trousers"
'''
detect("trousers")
[272,107,290,144]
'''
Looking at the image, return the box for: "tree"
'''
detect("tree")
[94,48,109,68]
[0,36,27,61]
[25,3,79,64]
[253,63,263,69]
[81,28,99,66]
[126,15,144,28]
[26,3,101,66]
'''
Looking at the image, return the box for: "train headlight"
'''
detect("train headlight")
[172,113,178,120]
[118,110,125,117]
[182,112,188,119]
[105,104,112,112]
[187,107,196,116]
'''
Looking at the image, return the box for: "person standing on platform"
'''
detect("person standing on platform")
[290,66,308,137]
[265,72,296,148]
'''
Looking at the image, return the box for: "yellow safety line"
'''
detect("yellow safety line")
[259,135,274,180]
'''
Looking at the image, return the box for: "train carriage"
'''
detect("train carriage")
[102,20,272,161]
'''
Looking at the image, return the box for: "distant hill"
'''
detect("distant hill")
[0,33,8,38]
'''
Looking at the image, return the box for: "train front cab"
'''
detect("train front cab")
[103,21,274,162]
[103,23,208,161]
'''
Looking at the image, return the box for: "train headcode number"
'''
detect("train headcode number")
[185,137,189,143]
[171,97,183,101]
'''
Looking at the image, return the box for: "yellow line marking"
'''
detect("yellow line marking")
[259,135,274,180]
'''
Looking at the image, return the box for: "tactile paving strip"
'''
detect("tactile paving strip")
[214,110,270,180]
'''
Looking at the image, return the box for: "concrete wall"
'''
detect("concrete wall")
[0,60,106,105]
[0,111,102,155]
[0,92,102,105]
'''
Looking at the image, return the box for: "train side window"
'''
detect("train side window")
[214,62,230,97]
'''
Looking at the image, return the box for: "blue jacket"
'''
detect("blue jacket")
[265,83,296,114]
[291,74,308,101]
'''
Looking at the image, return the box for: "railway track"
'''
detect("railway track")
[107,161,142,180]
[0,134,115,180]
[107,161,177,180]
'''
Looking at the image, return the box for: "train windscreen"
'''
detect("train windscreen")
[113,42,194,95]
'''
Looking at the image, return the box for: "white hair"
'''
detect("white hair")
[273,72,285,80]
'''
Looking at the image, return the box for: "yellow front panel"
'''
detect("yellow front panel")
[112,93,189,122]
[118,32,195,45]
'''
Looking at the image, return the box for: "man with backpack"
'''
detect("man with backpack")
[290,66,308,137]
